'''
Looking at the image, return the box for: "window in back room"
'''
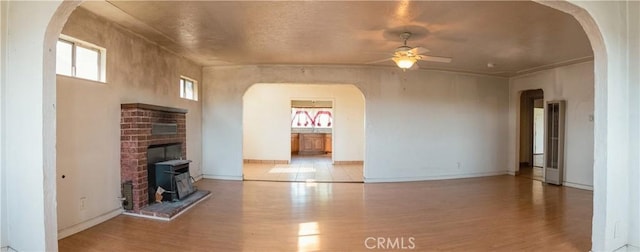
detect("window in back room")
[56,35,106,82]
[291,100,333,131]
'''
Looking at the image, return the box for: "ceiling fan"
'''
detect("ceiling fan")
[370,32,452,70]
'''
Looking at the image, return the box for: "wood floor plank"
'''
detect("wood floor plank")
[58,175,592,251]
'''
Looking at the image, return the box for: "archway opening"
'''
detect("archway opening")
[241,83,366,182]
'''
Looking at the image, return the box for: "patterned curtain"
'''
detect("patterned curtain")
[291,108,333,128]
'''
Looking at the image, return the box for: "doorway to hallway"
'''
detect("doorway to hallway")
[518,89,544,182]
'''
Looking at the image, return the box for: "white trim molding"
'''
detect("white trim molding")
[563,181,594,191]
[57,208,123,239]
[613,244,640,252]
[1,246,17,252]
[202,174,243,181]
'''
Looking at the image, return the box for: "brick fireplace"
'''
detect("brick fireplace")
[120,103,187,212]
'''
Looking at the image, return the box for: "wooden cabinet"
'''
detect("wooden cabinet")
[291,134,299,153]
[324,134,332,153]
[292,133,332,155]
[298,133,325,155]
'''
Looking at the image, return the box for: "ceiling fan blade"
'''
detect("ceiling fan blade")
[410,47,430,55]
[418,55,452,63]
[366,57,393,64]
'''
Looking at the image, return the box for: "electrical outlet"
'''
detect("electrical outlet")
[80,197,87,210]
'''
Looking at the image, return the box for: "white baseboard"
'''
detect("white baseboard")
[57,208,123,239]
[1,246,17,252]
[364,171,508,183]
[507,170,517,176]
[620,244,640,252]
[563,181,593,191]
[333,160,364,165]
[193,174,204,181]
[613,244,640,252]
[202,174,243,181]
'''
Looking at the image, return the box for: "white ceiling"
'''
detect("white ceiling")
[80,1,593,77]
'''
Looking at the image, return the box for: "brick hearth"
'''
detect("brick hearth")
[120,103,187,212]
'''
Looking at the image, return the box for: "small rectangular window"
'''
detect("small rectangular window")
[56,35,106,82]
[75,45,100,80]
[56,40,73,76]
[180,77,197,101]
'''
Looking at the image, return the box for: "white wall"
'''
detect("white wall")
[203,65,509,182]
[0,0,5,249]
[1,1,64,250]
[509,61,595,189]
[3,1,65,251]
[629,1,640,248]
[55,8,203,237]
[243,84,364,162]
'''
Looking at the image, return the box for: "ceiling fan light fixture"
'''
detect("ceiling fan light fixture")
[367,31,450,70]
[393,55,417,69]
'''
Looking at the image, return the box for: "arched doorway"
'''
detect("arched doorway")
[241,83,366,182]
[532,2,612,250]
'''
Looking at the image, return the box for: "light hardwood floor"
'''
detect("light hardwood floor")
[58,175,592,251]
[519,165,544,181]
[243,155,363,182]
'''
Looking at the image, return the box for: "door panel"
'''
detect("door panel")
[544,101,565,185]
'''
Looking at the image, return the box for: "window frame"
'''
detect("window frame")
[56,35,106,83]
[179,76,198,101]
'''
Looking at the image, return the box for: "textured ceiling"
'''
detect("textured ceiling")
[80,1,593,77]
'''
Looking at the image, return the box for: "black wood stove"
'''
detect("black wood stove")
[150,159,195,201]
[147,143,195,202]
